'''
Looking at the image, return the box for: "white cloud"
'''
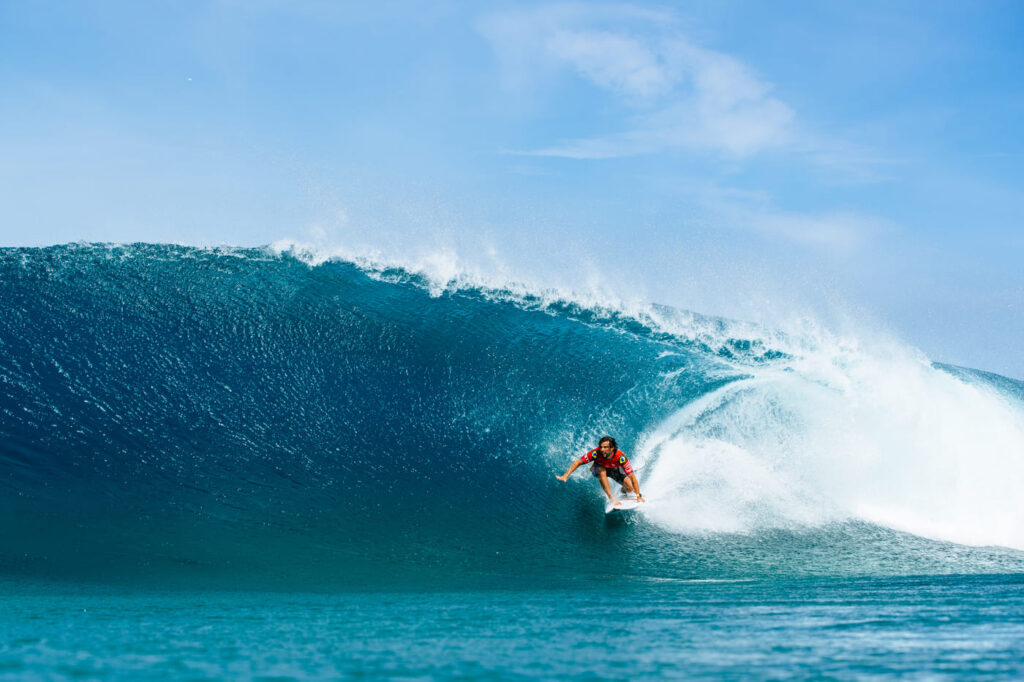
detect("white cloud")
[479,5,793,158]
[546,29,673,99]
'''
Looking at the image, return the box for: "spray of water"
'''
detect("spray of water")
[639,334,1024,549]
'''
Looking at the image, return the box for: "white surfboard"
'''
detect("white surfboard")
[605,495,643,513]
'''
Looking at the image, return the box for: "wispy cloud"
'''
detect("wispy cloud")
[688,183,893,254]
[479,4,793,159]
[546,28,673,99]
[750,210,885,252]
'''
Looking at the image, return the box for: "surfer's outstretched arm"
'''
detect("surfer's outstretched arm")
[556,459,582,481]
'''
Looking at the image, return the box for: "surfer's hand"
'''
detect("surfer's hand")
[556,474,568,482]
[637,495,645,502]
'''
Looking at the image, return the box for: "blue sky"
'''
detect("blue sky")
[2,1,1022,377]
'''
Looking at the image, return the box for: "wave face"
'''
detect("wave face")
[2,243,1023,586]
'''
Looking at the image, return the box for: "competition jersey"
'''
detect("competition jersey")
[579,448,634,475]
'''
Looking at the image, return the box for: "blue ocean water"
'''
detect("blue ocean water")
[3,577,1024,680]
[2,243,1024,678]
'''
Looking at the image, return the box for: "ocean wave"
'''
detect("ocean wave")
[1,243,1022,585]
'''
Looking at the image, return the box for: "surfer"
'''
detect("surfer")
[556,436,644,507]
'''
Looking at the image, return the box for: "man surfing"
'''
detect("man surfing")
[556,436,644,508]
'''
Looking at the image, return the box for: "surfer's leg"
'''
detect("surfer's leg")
[609,467,632,493]
[594,467,615,501]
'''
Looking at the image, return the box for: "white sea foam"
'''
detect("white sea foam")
[639,337,1024,550]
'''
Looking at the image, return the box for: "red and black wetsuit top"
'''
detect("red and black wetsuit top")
[579,448,634,475]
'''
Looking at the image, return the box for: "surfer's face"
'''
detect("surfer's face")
[599,443,614,454]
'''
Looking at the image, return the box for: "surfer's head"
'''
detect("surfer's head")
[598,436,617,453]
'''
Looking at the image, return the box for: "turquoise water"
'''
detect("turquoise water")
[3,576,1023,680]
[3,244,1024,678]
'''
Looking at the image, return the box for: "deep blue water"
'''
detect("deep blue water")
[2,243,1023,678]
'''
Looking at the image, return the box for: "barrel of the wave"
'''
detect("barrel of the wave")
[0,244,704,586]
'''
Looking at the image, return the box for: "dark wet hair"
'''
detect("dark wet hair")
[598,436,617,450]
